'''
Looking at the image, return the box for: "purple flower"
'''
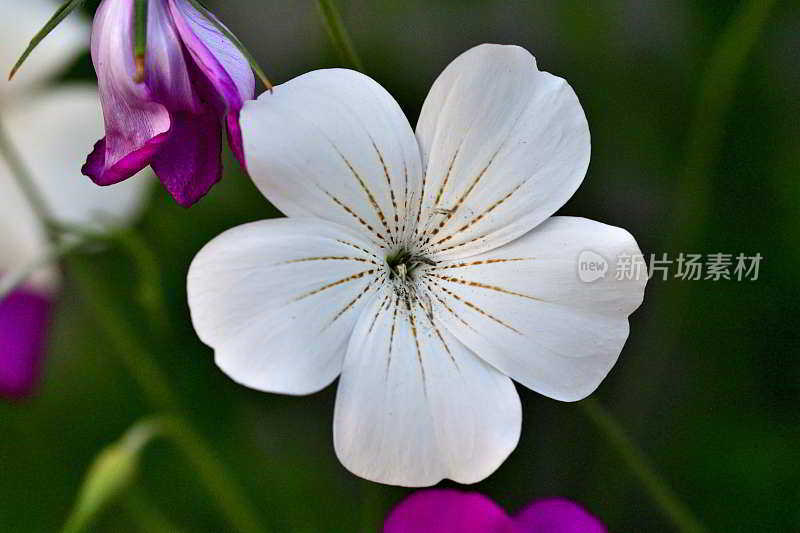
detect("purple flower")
[383,490,607,533]
[0,286,53,399]
[82,0,256,207]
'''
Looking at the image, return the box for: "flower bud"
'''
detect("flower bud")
[63,421,157,533]
[82,0,258,207]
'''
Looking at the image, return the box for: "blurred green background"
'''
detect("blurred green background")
[1,0,798,531]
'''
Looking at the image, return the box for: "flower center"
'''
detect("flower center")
[385,248,435,284]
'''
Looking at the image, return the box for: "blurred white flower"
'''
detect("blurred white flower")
[188,44,647,486]
[0,0,152,398]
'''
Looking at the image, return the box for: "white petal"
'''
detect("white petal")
[333,286,521,486]
[428,217,646,402]
[415,44,590,260]
[2,0,89,99]
[3,86,153,229]
[241,69,423,250]
[188,218,386,395]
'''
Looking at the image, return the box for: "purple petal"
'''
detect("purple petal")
[167,0,255,168]
[513,498,607,533]
[144,0,203,111]
[226,110,247,168]
[83,134,168,186]
[383,490,519,533]
[167,0,255,113]
[150,111,222,207]
[84,0,172,185]
[0,286,54,400]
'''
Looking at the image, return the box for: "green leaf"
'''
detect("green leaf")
[184,0,273,90]
[8,0,87,81]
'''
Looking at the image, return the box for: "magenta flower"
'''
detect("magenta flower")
[82,0,256,207]
[383,490,607,533]
[0,289,53,399]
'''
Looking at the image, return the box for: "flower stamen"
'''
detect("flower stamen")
[386,249,435,283]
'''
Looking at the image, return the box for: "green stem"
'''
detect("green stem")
[62,415,264,533]
[315,0,364,71]
[67,257,266,533]
[581,399,708,533]
[0,85,264,533]
[133,0,148,82]
[125,488,187,533]
[155,415,267,533]
[114,229,171,336]
[0,119,53,228]
[671,0,778,247]
[134,0,147,58]
[596,1,777,525]
[68,254,179,413]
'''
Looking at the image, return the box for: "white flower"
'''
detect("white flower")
[187,44,647,487]
[0,0,153,292]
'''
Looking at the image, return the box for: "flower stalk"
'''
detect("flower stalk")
[153,415,268,533]
[68,254,179,412]
[134,0,148,82]
[0,119,52,229]
[580,399,708,533]
[0,167,262,532]
[123,489,187,533]
[671,0,778,247]
[315,0,364,71]
[67,256,267,533]
[1,108,262,533]
[62,415,267,533]
[601,0,778,513]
